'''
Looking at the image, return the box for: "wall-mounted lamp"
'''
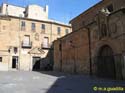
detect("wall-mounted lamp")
[8,46,12,53]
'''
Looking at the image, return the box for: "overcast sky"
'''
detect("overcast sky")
[0,0,101,23]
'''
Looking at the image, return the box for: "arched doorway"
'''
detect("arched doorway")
[97,45,116,79]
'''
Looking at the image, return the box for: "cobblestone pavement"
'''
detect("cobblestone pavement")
[0,71,125,93]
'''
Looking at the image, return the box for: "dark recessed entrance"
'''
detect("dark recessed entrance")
[12,56,18,69]
[97,45,116,79]
[32,57,41,71]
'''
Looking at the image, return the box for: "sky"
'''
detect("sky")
[0,0,101,24]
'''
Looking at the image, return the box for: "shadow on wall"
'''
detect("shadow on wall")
[40,44,54,71]
[37,71,125,93]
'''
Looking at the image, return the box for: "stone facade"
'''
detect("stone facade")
[54,29,90,74]
[0,15,71,71]
[54,0,125,80]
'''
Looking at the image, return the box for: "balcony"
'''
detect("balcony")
[21,41,32,48]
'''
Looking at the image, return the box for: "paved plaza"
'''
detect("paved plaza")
[0,71,125,93]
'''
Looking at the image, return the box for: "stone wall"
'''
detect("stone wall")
[54,29,90,74]
[54,0,125,80]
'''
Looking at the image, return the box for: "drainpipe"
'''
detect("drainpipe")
[18,14,22,70]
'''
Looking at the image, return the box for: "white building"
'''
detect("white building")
[0,3,48,20]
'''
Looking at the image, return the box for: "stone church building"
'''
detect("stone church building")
[54,0,125,80]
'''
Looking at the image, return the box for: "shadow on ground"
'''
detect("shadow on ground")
[35,71,125,93]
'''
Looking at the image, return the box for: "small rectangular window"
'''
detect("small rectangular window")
[57,27,61,35]
[21,21,25,27]
[21,21,26,31]
[41,24,45,33]
[0,57,2,62]
[31,23,35,31]
[65,29,69,34]
[41,24,45,30]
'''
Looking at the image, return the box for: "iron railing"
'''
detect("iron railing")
[21,41,32,48]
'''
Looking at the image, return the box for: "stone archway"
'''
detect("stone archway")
[97,45,116,79]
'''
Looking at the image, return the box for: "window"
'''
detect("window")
[65,29,69,34]
[31,23,35,31]
[0,57,2,62]
[43,37,49,48]
[21,21,26,31]
[22,35,32,48]
[41,24,45,33]
[41,24,45,30]
[23,35,30,46]
[107,4,113,12]
[57,27,61,35]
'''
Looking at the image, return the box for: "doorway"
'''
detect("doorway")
[32,57,41,71]
[97,45,116,79]
[12,56,18,69]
